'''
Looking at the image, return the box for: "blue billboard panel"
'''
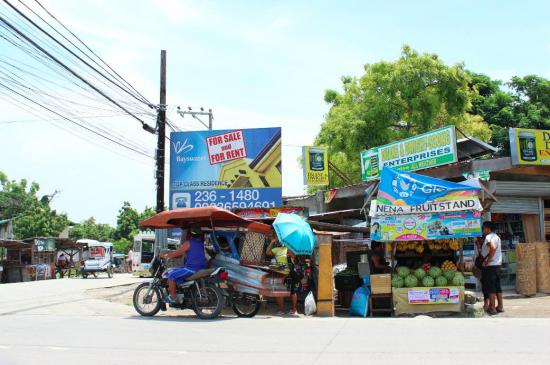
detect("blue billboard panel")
[169,128,282,211]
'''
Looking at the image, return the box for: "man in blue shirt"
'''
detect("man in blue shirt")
[160,228,207,303]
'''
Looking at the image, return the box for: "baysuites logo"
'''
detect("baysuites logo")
[172,138,206,163]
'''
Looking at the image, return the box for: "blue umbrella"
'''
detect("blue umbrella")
[273,213,316,255]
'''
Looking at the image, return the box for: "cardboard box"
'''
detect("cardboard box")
[371,274,392,294]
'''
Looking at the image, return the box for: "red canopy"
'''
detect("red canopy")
[139,206,272,234]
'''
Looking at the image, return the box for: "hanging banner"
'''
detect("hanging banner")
[302,146,329,186]
[462,169,490,181]
[370,211,482,241]
[408,287,460,304]
[361,126,457,181]
[509,128,550,165]
[370,196,482,216]
[377,167,480,207]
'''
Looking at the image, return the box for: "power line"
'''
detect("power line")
[5,0,151,107]
[32,0,153,107]
[0,10,156,132]
[0,80,154,158]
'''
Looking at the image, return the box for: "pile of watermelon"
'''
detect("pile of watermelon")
[392,264,465,288]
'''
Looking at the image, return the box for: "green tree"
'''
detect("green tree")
[317,46,489,187]
[0,171,69,238]
[69,217,115,242]
[470,73,550,154]
[114,201,140,241]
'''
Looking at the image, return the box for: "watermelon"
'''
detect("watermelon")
[392,276,404,288]
[404,275,418,288]
[422,276,435,287]
[414,267,426,280]
[435,276,447,286]
[397,267,410,278]
[428,266,442,278]
[443,269,455,282]
[452,273,465,286]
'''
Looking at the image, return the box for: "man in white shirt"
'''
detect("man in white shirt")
[481,221,503,315]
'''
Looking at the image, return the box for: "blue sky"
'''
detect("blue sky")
[1,0,550,225]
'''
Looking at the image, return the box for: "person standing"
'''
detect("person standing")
[266,235,301,315]
[481,221,504,315]
[127,248,134,273]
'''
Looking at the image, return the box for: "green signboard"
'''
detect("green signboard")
[360,126,458,181]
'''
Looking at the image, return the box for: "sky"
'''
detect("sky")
[2,0,550,225]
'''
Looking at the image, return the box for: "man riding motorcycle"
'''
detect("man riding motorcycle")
[160,228,207,303]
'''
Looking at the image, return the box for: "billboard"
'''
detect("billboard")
[510,128,550,165]
[370,211,482,241]
[169,128,282,211]
[360,126,457,181]
[302,146,329,186]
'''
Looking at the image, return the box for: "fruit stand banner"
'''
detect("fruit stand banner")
[369,196,482,216]
[302,146,329,186]
[370,211,482,241]
[377,167,480,207]
[407,287,461,304]
[360,126,457,181]
[509,128,550,165]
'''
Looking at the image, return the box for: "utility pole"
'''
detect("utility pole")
[156,50,166,213]
[208,108,213,130]
[154,50,168,255]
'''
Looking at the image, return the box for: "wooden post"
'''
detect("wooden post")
[316,234,334,317]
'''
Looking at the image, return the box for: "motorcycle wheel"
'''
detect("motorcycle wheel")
[82,272,88,279]
[232,294,261,318]
[133,282,162,317]
[192,283,224,320]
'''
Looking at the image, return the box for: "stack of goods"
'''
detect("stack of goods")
[392,264,465,289]
[516,243,537,296]
[396,239,462,254]
[534,242,550,294]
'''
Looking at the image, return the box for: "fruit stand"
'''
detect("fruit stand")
[369,168,483,316]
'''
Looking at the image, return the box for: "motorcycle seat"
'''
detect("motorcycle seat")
[186,268,216,281]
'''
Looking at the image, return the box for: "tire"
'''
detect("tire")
[232,294,261,318]
[133,282,162,317]
[192,283,224,320]
[82,272,88,279]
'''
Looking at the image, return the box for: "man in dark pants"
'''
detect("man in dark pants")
[481,221,504,315]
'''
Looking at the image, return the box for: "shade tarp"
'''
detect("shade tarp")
[139,206,272,234]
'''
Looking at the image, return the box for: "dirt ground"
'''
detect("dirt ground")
[87,283,550,318]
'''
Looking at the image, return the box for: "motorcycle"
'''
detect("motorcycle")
[133,256,227,319]
[223,283,262,318]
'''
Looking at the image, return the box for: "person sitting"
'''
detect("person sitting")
[370,242,391,274]
[160,228,208,303]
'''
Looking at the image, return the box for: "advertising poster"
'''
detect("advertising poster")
[377,167,480,207]
[370,211,482,241]
[361,126,457,181]
[408,287,460,304]
[169,128,282,212]
[509,128,550,165]
[302,146,329,186]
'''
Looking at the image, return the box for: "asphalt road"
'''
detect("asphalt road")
[1,275,549,365]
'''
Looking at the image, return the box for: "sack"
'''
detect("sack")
[349,286,369,317]
[304,291,316,316]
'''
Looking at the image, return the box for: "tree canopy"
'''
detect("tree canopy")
[317,46,550,187]
[317,46,491,186]
[0,171,69,239]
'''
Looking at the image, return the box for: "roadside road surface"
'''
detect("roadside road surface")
[0,275,549,365]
